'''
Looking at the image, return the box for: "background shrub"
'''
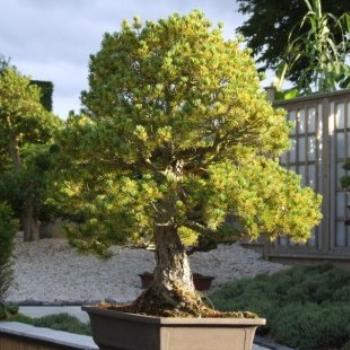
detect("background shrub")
[210,264,350,349]
[270,303,350,349]
[0,202,18,302]
[10,313,91,335]
[0,202,18,320]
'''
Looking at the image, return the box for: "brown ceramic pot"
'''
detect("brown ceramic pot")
[83,306,265,350]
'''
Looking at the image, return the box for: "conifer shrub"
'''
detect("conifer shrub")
[270,302,350,349]
[210,264,350,349]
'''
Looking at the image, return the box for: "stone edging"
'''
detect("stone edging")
[0,321,98,350]
[254,335,295,350]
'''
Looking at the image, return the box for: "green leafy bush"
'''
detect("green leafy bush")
[210,264,350,349]
[0,202,18,305]
[0,303,18,320]
[10,313,91,336]
[33,313,91,335]
[271,303,350,349]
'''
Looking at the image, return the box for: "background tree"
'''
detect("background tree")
[0,67,61,241]
[58,11,321,316]
[237,0,350,86]
[275,0,350,93]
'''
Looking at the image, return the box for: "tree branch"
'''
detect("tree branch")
[184,220,220,240]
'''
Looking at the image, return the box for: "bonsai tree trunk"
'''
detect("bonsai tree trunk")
[133,223,211,316]
[153,224,194,292]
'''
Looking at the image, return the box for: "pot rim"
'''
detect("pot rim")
[82,306,266,326]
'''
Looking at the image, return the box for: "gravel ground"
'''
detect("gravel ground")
[6,238,287,304]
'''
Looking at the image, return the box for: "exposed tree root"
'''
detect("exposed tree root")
[103,284,257,318]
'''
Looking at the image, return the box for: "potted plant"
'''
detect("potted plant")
[57,11,321,350]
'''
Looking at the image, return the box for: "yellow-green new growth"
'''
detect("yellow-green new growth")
[57,11,322,314]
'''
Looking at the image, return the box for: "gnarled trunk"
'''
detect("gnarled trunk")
[132,162,213,316]
[133,224,211,316]
[152,224,194,292]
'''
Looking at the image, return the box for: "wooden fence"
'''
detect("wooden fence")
[0,337,65,350]
[261,89,350,265]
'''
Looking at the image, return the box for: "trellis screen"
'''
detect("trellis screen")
[267,89,350,259]
[331,99,350,248]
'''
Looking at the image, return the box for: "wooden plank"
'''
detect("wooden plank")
[263,91,350,259]
[0,336,60,350]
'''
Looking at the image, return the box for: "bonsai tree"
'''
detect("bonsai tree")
[58,11,322,316]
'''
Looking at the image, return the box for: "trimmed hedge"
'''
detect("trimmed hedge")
[11,313,91,336]
[210,264,350,350]
[30,80,53,112]
[270,302,350,349]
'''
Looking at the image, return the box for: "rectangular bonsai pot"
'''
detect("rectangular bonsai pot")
[82,306,265,350]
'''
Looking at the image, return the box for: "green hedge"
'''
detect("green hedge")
[11,313,91,336]
[210,264,350,350]
[30,80,53,112]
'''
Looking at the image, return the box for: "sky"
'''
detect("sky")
[1,0,249,118]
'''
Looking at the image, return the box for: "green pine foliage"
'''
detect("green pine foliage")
[55,11,321,253]
[210,264,350,349]
[0,67,62,238]
[0,68,57,145]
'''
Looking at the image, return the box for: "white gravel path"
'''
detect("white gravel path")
[6,239,287,304]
